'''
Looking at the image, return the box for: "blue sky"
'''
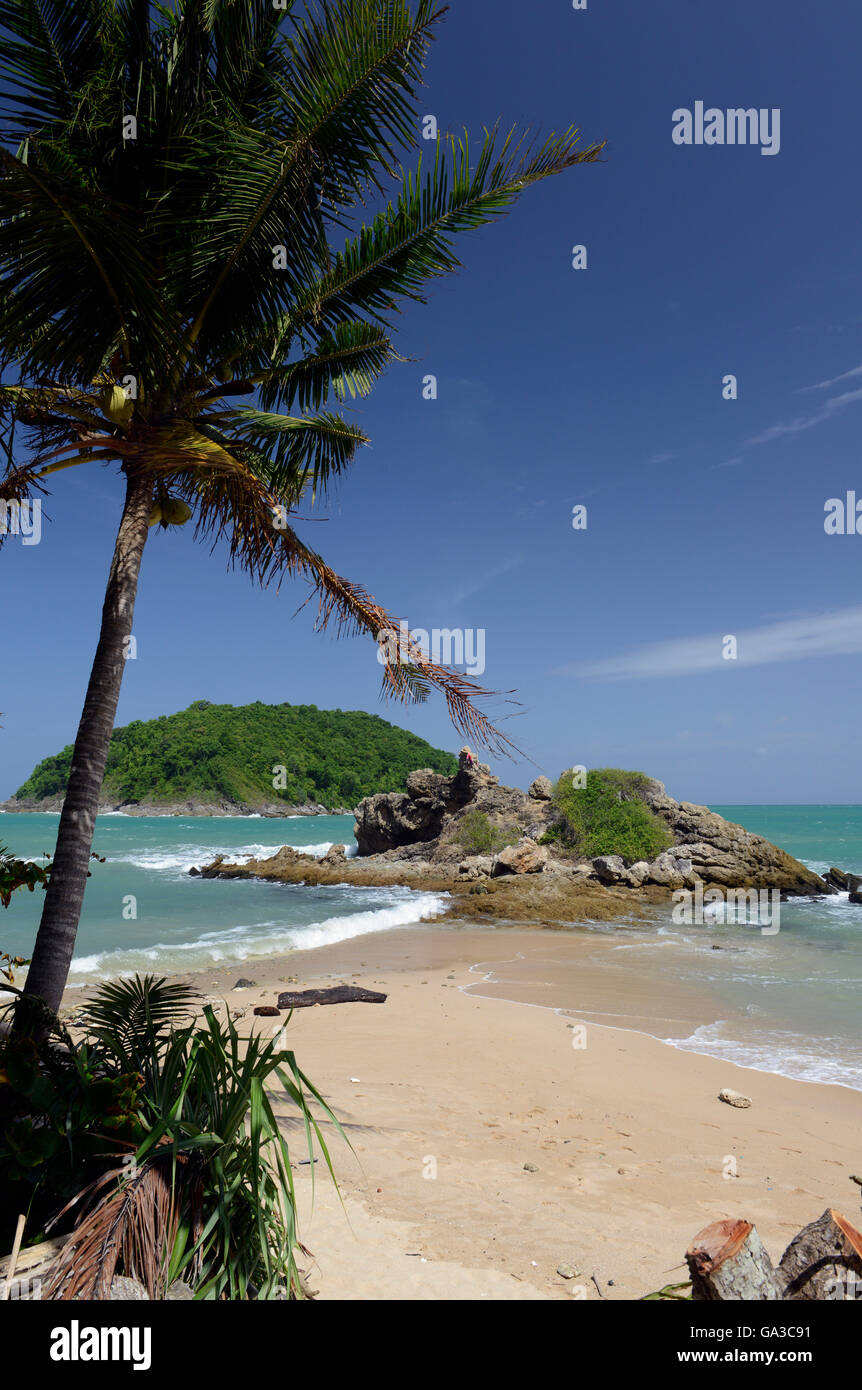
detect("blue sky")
[3,0,862,804]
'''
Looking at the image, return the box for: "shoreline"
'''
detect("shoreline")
[118,924,862,1300]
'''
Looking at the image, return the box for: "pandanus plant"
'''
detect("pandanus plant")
[0,0,603,1018]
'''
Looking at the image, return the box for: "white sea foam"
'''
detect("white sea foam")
[109,839,358,873]
[667,1020,862,1090]
[65,890,448,980]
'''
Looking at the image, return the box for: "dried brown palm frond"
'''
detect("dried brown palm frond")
[44,1154,183,1301]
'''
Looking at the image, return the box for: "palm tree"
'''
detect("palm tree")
[0,0,603,1020]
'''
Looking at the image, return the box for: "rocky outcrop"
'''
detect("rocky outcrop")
[353,753,553,857]
[635,779,829,895]
[193,764,832,932]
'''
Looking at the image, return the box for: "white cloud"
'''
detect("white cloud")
[799,363,862,392]
[744,386,862,447]
[448,554,524,606]
[558,607,862,682]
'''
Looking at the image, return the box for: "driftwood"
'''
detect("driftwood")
[276,985,388,1009]
[687,1219,782,1300]
[0,1234,69,1299]
[778,1208,862,1300]
[685,1208,862,1300]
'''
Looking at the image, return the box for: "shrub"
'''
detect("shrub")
[0,976,341,1298]
[453,810,521,856]
[548,768,673,861]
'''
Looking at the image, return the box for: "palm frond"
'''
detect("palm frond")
[80,975,197,1069]
[287,124,606,334]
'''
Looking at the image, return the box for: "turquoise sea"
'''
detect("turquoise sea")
[0,811,445,981]
[2,804,861,1091]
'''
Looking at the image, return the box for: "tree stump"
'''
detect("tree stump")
[778,1208,862,1300]
[686,1219,782,1300]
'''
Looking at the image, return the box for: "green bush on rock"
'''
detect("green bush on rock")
[453,810,521,856]
[542,768,673,861]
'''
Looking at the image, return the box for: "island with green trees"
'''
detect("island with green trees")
[3,700,458,816]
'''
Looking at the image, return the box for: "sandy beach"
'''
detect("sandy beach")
[162,924,862,1301]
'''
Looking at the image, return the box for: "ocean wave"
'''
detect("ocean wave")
[668,1020,862,1091]
[65,889,448,981]
[108,839,358,873]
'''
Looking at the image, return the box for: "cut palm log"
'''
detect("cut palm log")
[778,1208,862,1300]
[276,985,387,1009]
[686,1219,782,1300]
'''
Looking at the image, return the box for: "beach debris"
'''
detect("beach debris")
[233,977,258,989]
[556,1263,579,1280]
[687,1219,782,1300]
[350,1077,361,1083]
[778,1208,862,1299]
[718,1087,751,1109]
[276,985,387,1008]
[850,1175,862,1187]
[683,1209,862,1300]
[523,1162,539,1173]
[590,1272,606,1299]
[253,1005,280,1017]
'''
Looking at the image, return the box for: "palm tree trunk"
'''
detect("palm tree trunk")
[19,468,153,1023]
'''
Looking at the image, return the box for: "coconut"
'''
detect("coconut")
[148,503,162,528]
[100,384,133,426]
[161,498,192,526]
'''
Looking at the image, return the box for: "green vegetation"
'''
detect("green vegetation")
[542,768,674,861]
[13,701,457,811]
[0,841,51,909]
[0,976,340,1298]
[453,810,521,856]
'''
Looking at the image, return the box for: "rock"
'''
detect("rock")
[528,776,553,800]
[406,768,452,800]
[825,866,849,890]
[718,1088,752,1109]
[320,842,347,865]
[850,891,862,905]
[626,860,650,887]
[353,761,552,857]
[646,852,687,889]
[556,1263,580,1280]
[458,855,493,880]
[188,866,200,877]
[523,1162,539,1173]
[591,854,627,885]
[254,1005,280,1017]
[233,977,258,989]
[638,780,830,896]
[109,1275,194,1300]
[492,838,549,876]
